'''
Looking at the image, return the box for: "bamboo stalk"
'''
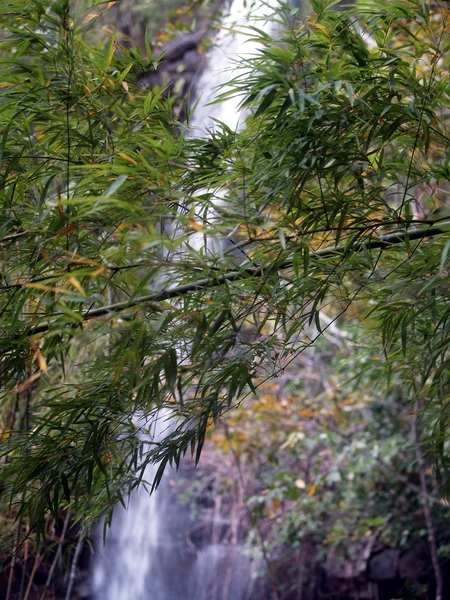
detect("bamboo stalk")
[23,553,42,600]
[21,221,450,338]
[39,509,72,600]
[5,520,21,600]
[64,532,84,600]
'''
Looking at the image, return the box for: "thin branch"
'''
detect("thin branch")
[64,531,84,600]
[21,221,450,337]
[0,230,33,244]
[39,509,72,600]
[5,519,21,600]
[23,552,43,600]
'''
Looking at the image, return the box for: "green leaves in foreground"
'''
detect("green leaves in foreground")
[1,0,450,536]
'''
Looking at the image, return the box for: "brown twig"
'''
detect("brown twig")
[23,552,43,600]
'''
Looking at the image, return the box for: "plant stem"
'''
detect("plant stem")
[5,519,21,600]
[64,530,84,600]
[23,553,42,600]
[39,509,72,600]
[24,221,450,337]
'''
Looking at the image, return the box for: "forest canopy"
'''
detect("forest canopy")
[0,0,450,551]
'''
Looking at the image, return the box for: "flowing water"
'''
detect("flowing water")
[90,2,279,598]
[189,0,280,136]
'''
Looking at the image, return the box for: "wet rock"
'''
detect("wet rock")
[183,49,202,72]
[161,30,206,64]
[368,549,399,580]
[138,29,209,102]
[189,516,234,549]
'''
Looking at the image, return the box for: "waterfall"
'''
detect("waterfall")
[89,2,279,599]
[190,0,280,136]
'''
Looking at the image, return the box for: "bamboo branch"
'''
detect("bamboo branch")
[5,519,21,600]
[21,222,450,337]
[39,509,72,600]
[23,553,43,600]
[64,532,84,600]
[0,230,33,245]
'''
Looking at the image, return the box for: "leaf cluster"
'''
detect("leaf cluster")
[1,0,450,541]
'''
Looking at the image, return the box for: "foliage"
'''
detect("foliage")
[84,0,221,54]
[0,0,450,556]
[209,342,450,596]
[0,0,187,538]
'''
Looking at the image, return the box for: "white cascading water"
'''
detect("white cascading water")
[90,2,279,599]
[189,0,278,136]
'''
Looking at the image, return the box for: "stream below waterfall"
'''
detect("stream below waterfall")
[88,2,279,599]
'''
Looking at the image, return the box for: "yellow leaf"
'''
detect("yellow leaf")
[188,218,204,232]
[82,13,98,24]
[24,282,62,293]
[118,152,138,166]
[68,277,87,297]
[105,42,117,70]
[307,484,316,497]
[90,267,106,277]
[35,349,48,373]
[313,22,329,36]
[68,255,100,266]
[299,408,316,418]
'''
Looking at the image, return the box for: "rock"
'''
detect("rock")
[138,30,208,101]
[399,542,430,579]
[183,49,202,72]
[368,549,400,580]
[189,516,236,549]
[160,30,206,63]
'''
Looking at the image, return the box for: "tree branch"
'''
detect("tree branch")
[23,222,450,337]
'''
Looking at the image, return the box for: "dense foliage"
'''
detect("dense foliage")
[0,0,449,576]
[205,338,450,597]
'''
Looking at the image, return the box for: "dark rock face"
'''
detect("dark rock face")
[399,541,431,580]
[271,534,447,600]
[162,30,207,64]
[368,548,400,580]
[312,542,445,600]
[138,29,209,101]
